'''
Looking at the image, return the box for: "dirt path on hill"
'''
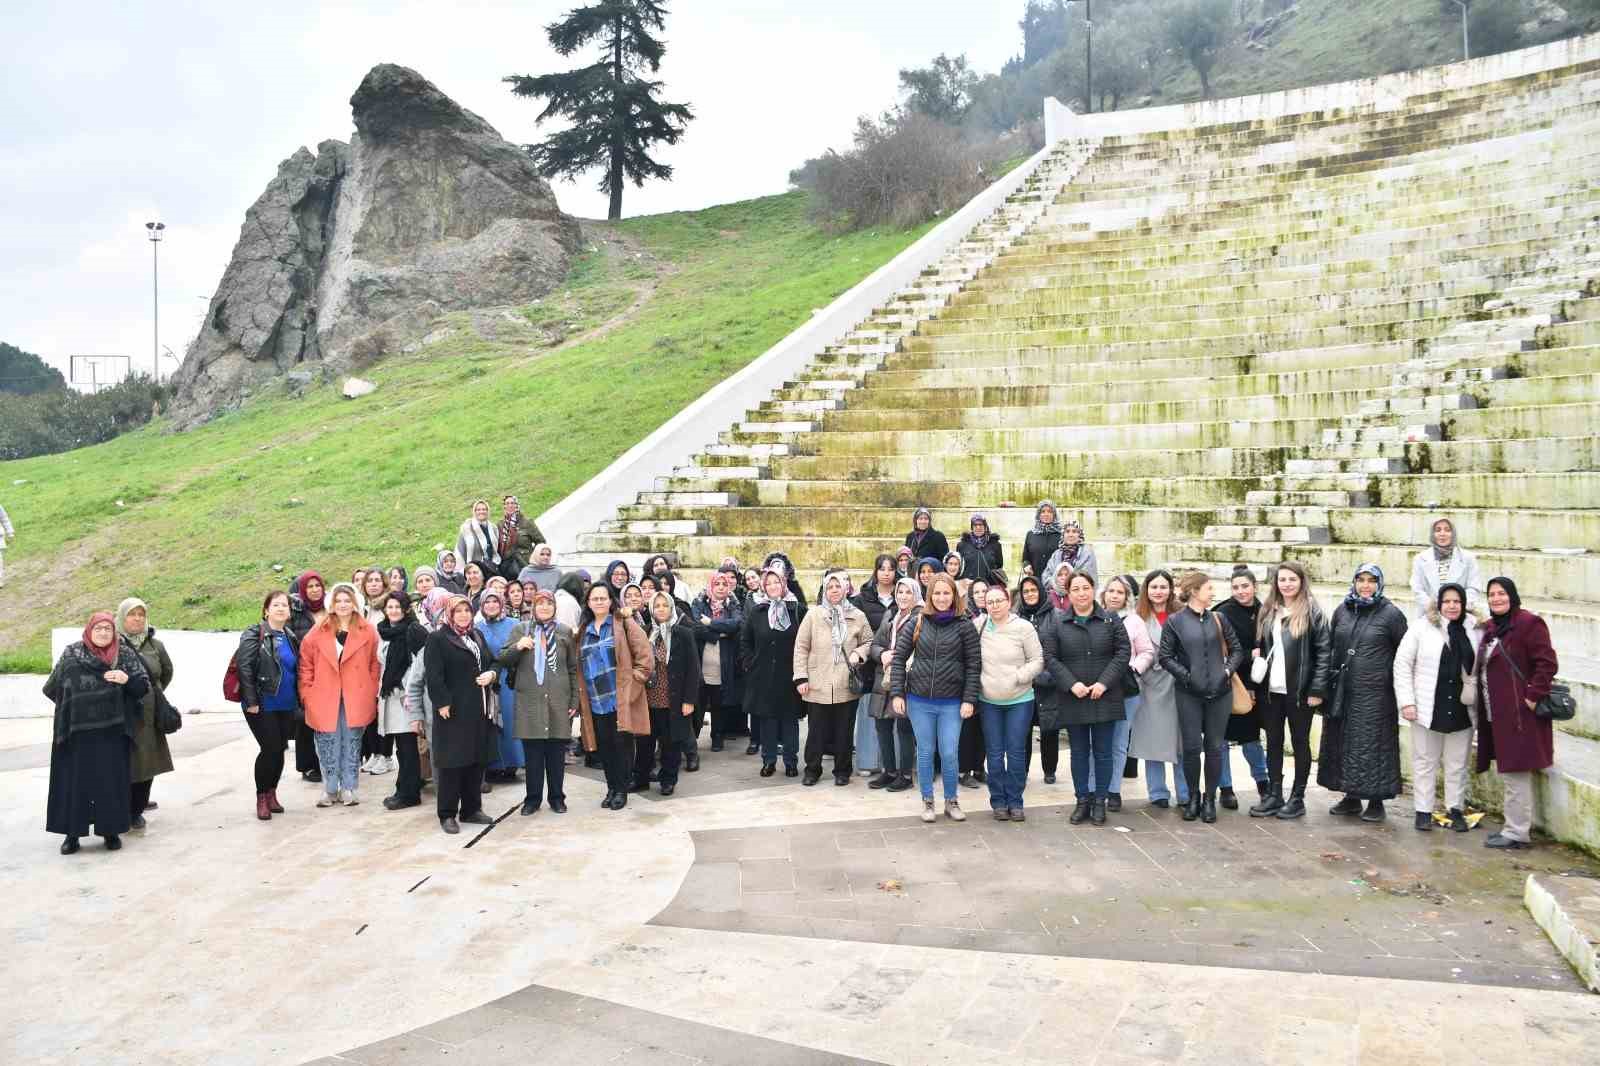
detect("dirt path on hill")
[512,220,671,367]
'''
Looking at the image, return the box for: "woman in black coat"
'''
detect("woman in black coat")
[692,569,747,751]
[903,507,949,565]
[1159,572,1248,824]
[741,567,805,777]
[1021,501,1063,580]
[1248,561,1330,819]
[425,595,499,834]
[46,612,151,854]
[636,592,701,796]
[955,513,1004,585]
[1038,572,1131,826]
[1318,563,1409,822]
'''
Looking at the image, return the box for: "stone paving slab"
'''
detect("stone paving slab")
[651,797,1599,991]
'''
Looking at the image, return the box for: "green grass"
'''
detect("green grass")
[0,192,933,672]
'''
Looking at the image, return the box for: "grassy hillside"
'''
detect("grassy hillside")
[0,193,933,671]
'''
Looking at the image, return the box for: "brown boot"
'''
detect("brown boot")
[265,789,285,814]
[256,792,272,821]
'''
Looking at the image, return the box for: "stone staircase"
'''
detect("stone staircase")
[570,51,1600,852]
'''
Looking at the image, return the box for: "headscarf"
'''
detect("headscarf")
[819,570,858,664]
[895,546,915,569]
[887,577,922,650]
[496,505,523,560]
[1486,576,1522,638]
[705,570,733,619]
[647,591,676,658]
[1047,567,1071,612]
[620,581,648,627]
[1343,562,1386,609]
[1031,500,1062,535]
[907,507,934,553]
[444,594,475,637]
[115,596,149,640]
[756,566,795,632]
[967,512,992,548]
[518,544,562,592]
[1430,518,1458,561]
[557,570,589,604]
[435,550,459,575]
[915,557,941,584]
[529,589,559,685]
[1436,582,1476,678]
[1059,520,1084,564]
[603,559,631,591]
[296,570,325,613]
[478,587,505,622]
[421,587,454,630]
[82,611,120,666]
[1014,575,1047,621]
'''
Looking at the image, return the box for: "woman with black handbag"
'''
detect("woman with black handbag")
[1475,576,1561,850]
[115,597,174,831]
[1317,563,1409,824]
[793,569,869,786]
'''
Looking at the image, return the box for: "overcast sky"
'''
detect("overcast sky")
[0,1,1028,381]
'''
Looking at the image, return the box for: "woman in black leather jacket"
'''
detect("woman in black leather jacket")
[237,590,303,819]
[1247,561,1330,819]
[1158,571,1247,823]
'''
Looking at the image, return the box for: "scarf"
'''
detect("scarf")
[931,609,958,624]
[820,572,854,664]
[1431,518,1457,562]
[420,588,453,630]
[1439,590,1476,676]
[1487,576,1522,639]
[707,587,730,620]
[115,597,149,641]
[1060,521,1083,564]
[533,619,558,685]
[1047,581,1070,612]
[435,551,459,577]
[967,512,991,548]
[907,507,933,552]
[296,571,325,613]
[1015,577,1047,621]
[82,611,120,666]
[757,566,795,632]
[377,616,417,696]
[1343,562,1385,609]
[1031,500,1062,535]
[445,595,475,637]
[497,512,521,558]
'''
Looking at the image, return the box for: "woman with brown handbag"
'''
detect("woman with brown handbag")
[1157,572,1247,824]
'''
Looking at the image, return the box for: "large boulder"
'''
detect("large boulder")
[171,64,580,427]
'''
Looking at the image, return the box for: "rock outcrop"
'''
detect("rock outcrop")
[171,64,580,426]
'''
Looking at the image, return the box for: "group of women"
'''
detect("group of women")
[43,507,1561,852]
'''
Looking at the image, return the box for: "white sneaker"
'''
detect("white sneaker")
[945,799,966,822]
[316,792,338,808]
[921,800,937,823]
[340,788,360,806]
[373,756,392,775]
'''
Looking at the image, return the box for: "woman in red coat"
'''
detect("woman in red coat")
[1475,576,1558,850]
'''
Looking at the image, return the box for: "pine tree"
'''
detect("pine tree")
[505,1,694,220]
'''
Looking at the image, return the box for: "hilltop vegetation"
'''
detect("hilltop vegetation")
[0,193,932,671]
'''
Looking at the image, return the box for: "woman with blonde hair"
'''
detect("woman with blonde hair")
[1157,572,1245,823]
[889,573,982,823]
[297,582,381,807]
[1249,562,1330,818]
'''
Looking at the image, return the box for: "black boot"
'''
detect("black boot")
[886,771,913,792]
[1182,794,1202,822]
[868,770,895,789]
[1200,794,1217,824]
[1219,787,1238,811]
[1414,811,1433,831]
[1255,778,1270,801]
[1329,794,1363,816]
[1090,797,1107,826]
[1360,799,1386,822]
[1448,807,1470,833]
[60,836,80,855]
[1249,784,1284,818]
[1069,800,1090,824]
[1276,789,1307,819]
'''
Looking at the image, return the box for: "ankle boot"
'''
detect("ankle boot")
[1276,790,1307,819]
[1200,794,1217,823]
[886,771,914,792]
[1069,800,1090,824]
[868,770,895,789]
[1182,794,1202,821]
[1089,797,1107,825]
[1249,785,1284,818]
[266,789,285,814]
[256,792,272,821]
[1329,794,1363,816]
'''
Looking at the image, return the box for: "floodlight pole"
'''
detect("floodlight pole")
[1453,1,1471,61]
[145,221,165,382]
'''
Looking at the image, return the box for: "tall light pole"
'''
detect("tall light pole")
[1069,1,1093,112]
[1453,1,1471,61]
[145,221,164,382]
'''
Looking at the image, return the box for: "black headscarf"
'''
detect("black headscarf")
[1014,575,1047,622]
[1486,575,1521,638]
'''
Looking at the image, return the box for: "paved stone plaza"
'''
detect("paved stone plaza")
[3,714,1597,1066]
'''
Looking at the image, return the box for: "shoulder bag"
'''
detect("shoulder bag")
[1214,614,1253,715]
[1497,641,1575,722]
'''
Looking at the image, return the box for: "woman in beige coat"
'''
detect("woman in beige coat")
[794,569,872,786]
[976,586,1044,819]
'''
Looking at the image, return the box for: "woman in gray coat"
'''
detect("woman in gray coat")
[498,589,579,815]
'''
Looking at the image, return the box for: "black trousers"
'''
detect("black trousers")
[591,713,633,794]
[243,709,295,792]
[1176,689,1233,798]
[635,707,688,788]
[521,738,566,807]
[436,763,484,819]
[391,731,422,803]
[804,700,856,775]
[759,712,800,768]
[1263,692,1315,795]
[360,721,393,759]
[293,717,319,773]
[875,715,914,772]
[130,779,153,815]
[959,713,986,773]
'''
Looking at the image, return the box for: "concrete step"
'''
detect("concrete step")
[1202,524,1330,544]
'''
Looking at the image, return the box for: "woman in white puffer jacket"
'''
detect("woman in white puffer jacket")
[1393,583,1480,834]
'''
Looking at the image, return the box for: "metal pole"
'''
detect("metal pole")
[1455,1,1470,61]
[151,238,159,382]
[1086,0,1092,114]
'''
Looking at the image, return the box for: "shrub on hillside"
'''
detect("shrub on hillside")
[0,375,170,460]
[0,341,66,395]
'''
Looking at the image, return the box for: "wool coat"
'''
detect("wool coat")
[425,626,496,770]
[1316,597,1408,798]
[576,614,653,748]
[1475,609,1557,774]
[793,601,872,705]
[297,620,381,732]
[740,599,805,719]
[497,621,580,741]
[1127,613,1181,764]
[123,629,175,783]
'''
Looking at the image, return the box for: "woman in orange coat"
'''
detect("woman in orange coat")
[298,582,381,807]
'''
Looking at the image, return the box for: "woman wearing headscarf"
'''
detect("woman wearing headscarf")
[915,557,941,594]
[1248,562,1330,820]
[890,573,982,823]
[455,499,503,573]
[635,591,701,796]
[957,513,1003,585]
[603,559,631,600]
[1394,583,1480,833]
[555,570,588,630]
[576,583,653,809]
[694,568,746,753]
[115,598,173,830]
[376,593,429,811]
[1127,570,1188,809]
[518,544,562,595]
[1014,575,1062,783]
[402,586,456,787]
[741,567,806,778]
[45,612,150,853]
[895,546,915,578]
[1408,517,1484,619]
[425,595,499,833]
[298,582,381,807]
[1159,572,1246,824]
[904,506,949,564]
[239,591,301,819]
[867,577,922,792]
[762,551,808,608]
[475,587,523,785]
[977,583,1044,820]
[498,589,579,814]
[794,569,872,787]
[1318,563,1409,823]
[434,551,467,595]
[1476,577,1559,850]
[1022,501,1063,580]
[1042,519,1099,590]
[505,579,530,622]
[289,571,327,782]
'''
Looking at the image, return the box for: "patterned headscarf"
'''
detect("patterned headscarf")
[1343,563,1385,609]
[820,570,857,664]
[82,611,120,666]
[421,587,454,629]
[756,566,795,632]
[968,512,991,548]
[1430,517,1458,561]
[1031,500,1062,535]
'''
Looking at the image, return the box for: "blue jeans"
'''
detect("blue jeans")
[979,699,1033,810]
[907,696,963,801]
[313,700,363,793]
[1218,741,1267,789]
[1068,720,1117,800]
[1086,695,1139,796]
[853,694,881,771]
[1146,760,1190,804]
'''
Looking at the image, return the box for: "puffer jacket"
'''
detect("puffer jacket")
[1255,605,1333,708]
[888,611,981,705]
[1394,614,1480,730]
[1037,606,1131,727]
[976,614,1044,704]
[1158,607,1246,699]
[792,601,872,705]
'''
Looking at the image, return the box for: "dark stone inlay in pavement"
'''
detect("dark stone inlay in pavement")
[326,981,887,1065]
[649,794,1600,992]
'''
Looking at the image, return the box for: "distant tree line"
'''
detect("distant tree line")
[0,342,169,460]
